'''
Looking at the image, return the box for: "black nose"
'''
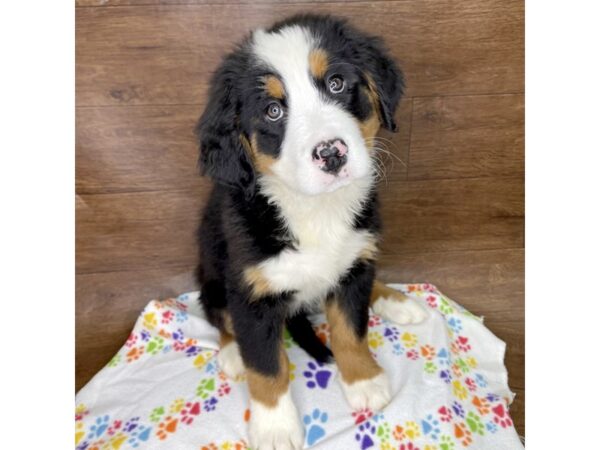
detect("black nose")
[311,138,348,174]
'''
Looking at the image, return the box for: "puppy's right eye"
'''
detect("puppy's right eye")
[266,102,284,122]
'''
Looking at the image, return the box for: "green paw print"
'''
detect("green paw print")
[439,435,455,450]
[283,328,294,349]
[196,378,216,399]
[107,353,121,367]
[456,358,471,374]
[376,421,392,442]
[424,361,438,374]
[439,298,455,315]
[149,406,165,422]
[146,337,165,355]
[466,411,485,435]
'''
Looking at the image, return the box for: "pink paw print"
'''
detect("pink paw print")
[180,401,201,425]
[492,404,513,428]
[368,315,382,327]
[352,408,373,425]
[465,377,477,392]
[406,349,419,360]
[438,405,453,423]
[125,333,138,348]
[161,310,174,324]
[217,383,231,397]
[455,336,471,352]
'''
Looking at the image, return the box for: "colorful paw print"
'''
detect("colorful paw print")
[472,396,491,415]
[368,331,384,349]
[368,315,382,327]
[383,326,400,342]
[421,414,441,440]
[169,398,185,414]
[353,408,373,425]
[88,415,110,438]
[401,332,418,348]
[438,405,453,423]
[465,377,477,392]
[452,380,469,400]
[492,404,513,428]
[439,435,455,450]
[438,298,455,315]
[185,344,202,357]
[127,423,152,448]
[180,401,201,425]
[149,406,165,423]
[446,317,462,334]
[399,443,420,450]
[303,408,328,446]
[143,312,157,330]
[283,328,295,349]
[107,353,121,367]
[406,349,419,360]
[126,345,145,362]
[404,421,421,440]
[355,421,377,450]
[392,342,405,356]
[424,361,438,374]
[485,421,498,433]
[465,411,485,436]
[204,397,218,412]
[376,421,392,442]
[437,348,450,366]
[156,416,178,440]
[218,382,231,397]
[161,310,174,324]
[125,332,138,348]
[75,422,85,445]
[196,378,216,399]
[439,369,452,384]
[453,422,473,446]
[303,361,332,389]
[107,419,122,436]
[420,344,436,360]
[426,295,438,308]
[315,323,330,344]
[451,401,465,418]
[474,373,487,388]
[454,336,471,353]
[146,336,165,355]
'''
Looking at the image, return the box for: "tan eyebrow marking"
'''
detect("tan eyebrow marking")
[263,75,285,99]
[309,48,329,79]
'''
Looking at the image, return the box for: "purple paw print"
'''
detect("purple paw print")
[204,397,218,412]
[383,326,399,342]
[124,417,140,432]
[76,441,89,450]
[439,369,452,384]
[185,345,201,357]
[451,401,465,418]
[486,393,500,402]
[140,330,151,342]
[354,421,376,449]
[172,328,184,341]
[303,361,332,389]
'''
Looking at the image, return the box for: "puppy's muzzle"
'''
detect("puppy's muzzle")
[311,138,348,175]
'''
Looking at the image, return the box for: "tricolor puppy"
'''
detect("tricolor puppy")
[196,14,427,450]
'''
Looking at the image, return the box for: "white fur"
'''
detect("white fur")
[372,296,428,325]
[217,341,245,380]
[249,388,304,450]
[258,175,374,310]
[340,372,392,411]
[252,26,372,195]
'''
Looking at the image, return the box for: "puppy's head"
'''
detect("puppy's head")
[197,14,404,197]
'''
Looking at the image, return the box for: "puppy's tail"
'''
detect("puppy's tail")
[286,313,333,364]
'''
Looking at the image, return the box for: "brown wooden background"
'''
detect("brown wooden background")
[76,0,524,437]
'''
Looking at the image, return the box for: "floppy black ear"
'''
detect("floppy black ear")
[196,57,255,198]
[358,37,405,132]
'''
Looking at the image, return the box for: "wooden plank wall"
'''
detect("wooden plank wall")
[76,0,524,436]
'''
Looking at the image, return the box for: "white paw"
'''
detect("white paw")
[372,296,428,325]
[217,341,245,379]
[340,372,392,411]
[249,390,304,450]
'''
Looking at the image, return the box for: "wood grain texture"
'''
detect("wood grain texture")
[76,0,523,106]
[76,0,370,6]
[409,94,525,180]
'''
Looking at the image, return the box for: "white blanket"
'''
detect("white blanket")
[75,284,523,450]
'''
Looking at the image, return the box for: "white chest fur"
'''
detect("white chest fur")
[257,176,375,308]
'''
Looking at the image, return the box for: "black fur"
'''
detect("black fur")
[196,14,403,376]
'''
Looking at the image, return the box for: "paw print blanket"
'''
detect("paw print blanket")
[75,284,523,450]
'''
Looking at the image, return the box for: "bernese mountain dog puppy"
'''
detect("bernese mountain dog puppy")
[196,14,427,450]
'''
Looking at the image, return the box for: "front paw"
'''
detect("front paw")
[217,341,245,380]
[249,390,304,450]
[340,372,392,411]
[372,294,428,325]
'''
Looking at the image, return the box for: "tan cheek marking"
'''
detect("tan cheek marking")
[264,75,285,100]
[359,234,379,261]
[220,329,235,347]
[309,48,329,79]
[369,280,409,306]
[243,265,275,300]
[240,133,276,175]
[326,300,382,384]
[222,311,235,336]
[246,349,290,407]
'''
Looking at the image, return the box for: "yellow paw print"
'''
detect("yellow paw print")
[143,312,157,330]
[368,331,384,349]
[289,362,296,381]
[452,380,469,400]
[466,356,478,368]
[380,442,394,450]
[75,422,85,445]
[401,332,418,348]
[169,398,185,413]
[424,445,438,450]
[404,420,421,439]
[193,351,214,370]
[107,433,127,449]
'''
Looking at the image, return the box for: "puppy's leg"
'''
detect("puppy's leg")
[327,262,391,411]
[217,330,245,380]
[233,296,303,450]
[370,280,428,325]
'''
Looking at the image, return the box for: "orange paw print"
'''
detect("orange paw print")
[472,396,491,415]
[420,344,436,360]
[454,422,473,446]
[315,323,330,344]
[393,425,405,441]
[156,416,178,440]
[126,345,145,362]
[201,444,218,450]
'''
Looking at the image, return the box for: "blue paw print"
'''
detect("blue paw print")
[88,415,110,438]
[177,293,189,302]
[303,361,332,389]
[392,342,405,355]
[474,373,488,388]
[437,348,450,366]
[204,396,218,412]
[486,421,498,433]
[162,344,172,353]
[128,424,152,448]
[383,326,399,342]
[421,414,441,440]
[439,369,452,384]
[355,421,376,450]
[176,310,188,322]
[205,360,218,375]
[447,317,463,333]
[303,409,328,446]
[451,401,465,418]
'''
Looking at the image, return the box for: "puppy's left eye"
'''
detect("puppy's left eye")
[328,75,345,94]
[266,102,284,121]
